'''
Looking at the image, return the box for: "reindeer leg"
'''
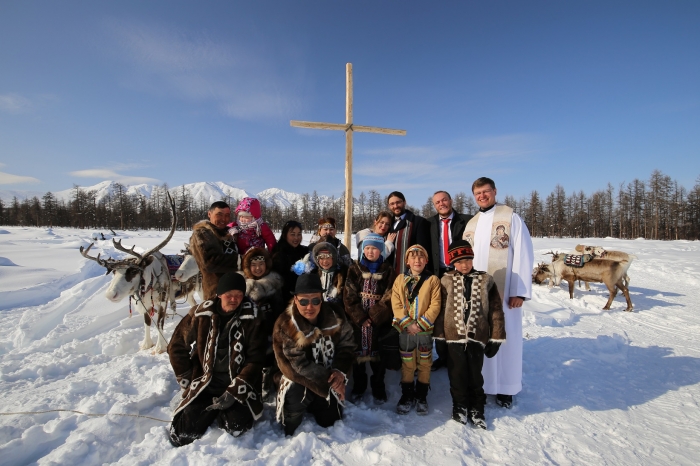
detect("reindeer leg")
[618,280,634,312]
[153,305,168,354]
[140,311,155,350]
[602,281,618,310]
[585,281,591,291]
[568,279,575,299]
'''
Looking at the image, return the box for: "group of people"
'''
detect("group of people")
[167,177,534,446]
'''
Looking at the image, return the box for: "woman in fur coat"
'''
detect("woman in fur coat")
[342,233,396,404]
[271,220,308,299]
[239,247,286,400]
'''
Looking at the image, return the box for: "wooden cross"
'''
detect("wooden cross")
[291,63,406,247]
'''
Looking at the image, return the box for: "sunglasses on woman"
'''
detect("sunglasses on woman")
[297,297,322,306]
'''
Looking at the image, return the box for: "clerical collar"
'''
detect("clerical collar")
[479,203,496,213]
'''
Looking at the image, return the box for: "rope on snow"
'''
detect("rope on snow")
[0,409,169,423]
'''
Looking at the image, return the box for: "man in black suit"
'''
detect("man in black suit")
[387,191,432,277]
[428,190,473,370]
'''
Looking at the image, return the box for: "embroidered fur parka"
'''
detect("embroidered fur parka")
[272,301,356,398]
[391,272,442,333]
[239,247,286,337]
[342,260,396,361]
[433,269,506,346]
[190,220,239,300]
[311,242,348,306]
[168,298,267,419]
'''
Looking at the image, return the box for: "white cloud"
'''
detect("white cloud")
[0,93,33,114]
[70,166,159,185]
[468,133,541,160]
[351,133,545,196]
[0,170,40,185]
[104,20,303,120]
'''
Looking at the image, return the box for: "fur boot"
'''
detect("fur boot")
[396,382,415,415]
[415,382,429,415]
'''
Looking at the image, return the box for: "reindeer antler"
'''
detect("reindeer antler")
[80,242,132,273]
[141,192,178,259]
[112,238,144,261]
[80,243,111,268]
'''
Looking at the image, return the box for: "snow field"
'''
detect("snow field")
[0,228,698,465]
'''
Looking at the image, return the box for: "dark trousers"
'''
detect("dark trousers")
[169,390,253,447]
[435,339,449,363]
[446,341,486,412]
[433,267,449,364]
[282,382,343,436]
[351,359,386,395]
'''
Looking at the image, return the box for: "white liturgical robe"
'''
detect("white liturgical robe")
[464,204,534,395]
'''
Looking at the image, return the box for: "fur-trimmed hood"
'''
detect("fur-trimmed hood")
[239,269,284,303]
[242,247,274,279]
[312,242,338,270]
[283,300,343,348]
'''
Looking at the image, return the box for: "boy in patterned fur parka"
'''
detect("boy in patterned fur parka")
[167,272,266,446]
[273,274,356,436]
[433,239,505,429]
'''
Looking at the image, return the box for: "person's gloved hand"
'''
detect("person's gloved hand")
[484,341,501,358]
[205,391,236,411]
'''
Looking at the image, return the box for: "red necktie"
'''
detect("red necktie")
[442,218,450,265]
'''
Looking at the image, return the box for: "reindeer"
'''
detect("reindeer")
[80,193,177,353]
[171,243,203,308]
[575,245,635,286]
[533,257,633,311]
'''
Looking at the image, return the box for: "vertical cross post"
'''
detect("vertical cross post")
[290,63,406,249]
[344,63,353,246]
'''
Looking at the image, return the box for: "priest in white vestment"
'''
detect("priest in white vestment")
[463,177,534,408]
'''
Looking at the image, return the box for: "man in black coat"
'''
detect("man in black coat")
[428,190,473,370]
[387,191,432,277]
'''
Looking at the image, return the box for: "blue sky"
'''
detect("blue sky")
[1,1,699,205]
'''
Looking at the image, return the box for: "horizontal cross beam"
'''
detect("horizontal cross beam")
[290,120,406,136]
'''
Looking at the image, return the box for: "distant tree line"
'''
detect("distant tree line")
[1,170,699,240]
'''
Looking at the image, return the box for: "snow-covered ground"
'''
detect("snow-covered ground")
[0,227,698,465]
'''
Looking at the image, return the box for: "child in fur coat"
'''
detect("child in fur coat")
[239,247,285,401]
[433,239,505,430]
[390,244,441,415]
[293,242,348,307]
[228,197,277,256]
[342,233,396,404]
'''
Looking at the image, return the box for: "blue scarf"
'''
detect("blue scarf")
[360,254,384,273]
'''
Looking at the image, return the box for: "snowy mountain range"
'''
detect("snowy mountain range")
[0,181,325,210]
